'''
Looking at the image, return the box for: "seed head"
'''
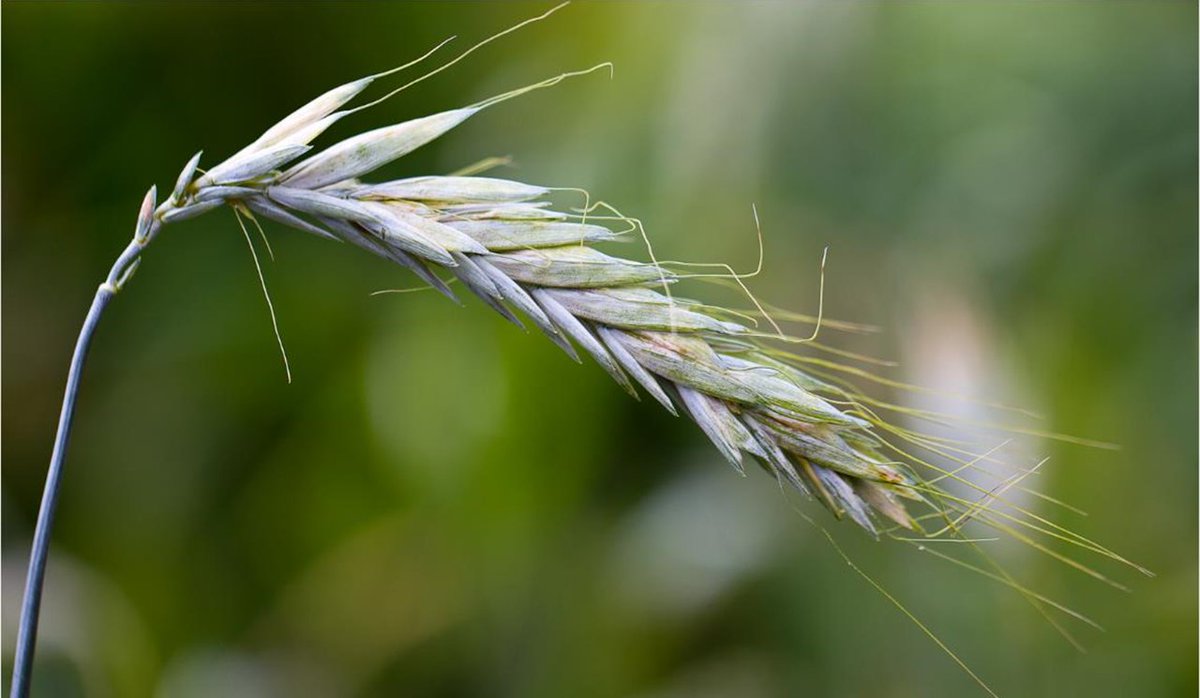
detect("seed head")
[134,9,1100,542]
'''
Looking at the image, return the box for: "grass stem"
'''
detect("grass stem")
[10,237,143,698]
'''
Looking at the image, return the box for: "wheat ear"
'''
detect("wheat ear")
[13,7,1131,697]
[10,24,921,697]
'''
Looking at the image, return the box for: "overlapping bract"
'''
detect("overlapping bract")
[157,64,923,535]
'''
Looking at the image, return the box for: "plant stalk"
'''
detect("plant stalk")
[10,237,146,698]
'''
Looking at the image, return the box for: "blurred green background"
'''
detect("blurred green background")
[3,2,1196,696]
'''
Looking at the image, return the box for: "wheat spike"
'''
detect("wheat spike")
[16,9,1148,698]
[147,70,928,534]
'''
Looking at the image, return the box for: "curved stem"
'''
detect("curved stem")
[10,237,145,698]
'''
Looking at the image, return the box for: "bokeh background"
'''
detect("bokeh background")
[3,2,1196,696]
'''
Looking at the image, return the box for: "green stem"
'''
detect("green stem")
[10,236,145,698]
